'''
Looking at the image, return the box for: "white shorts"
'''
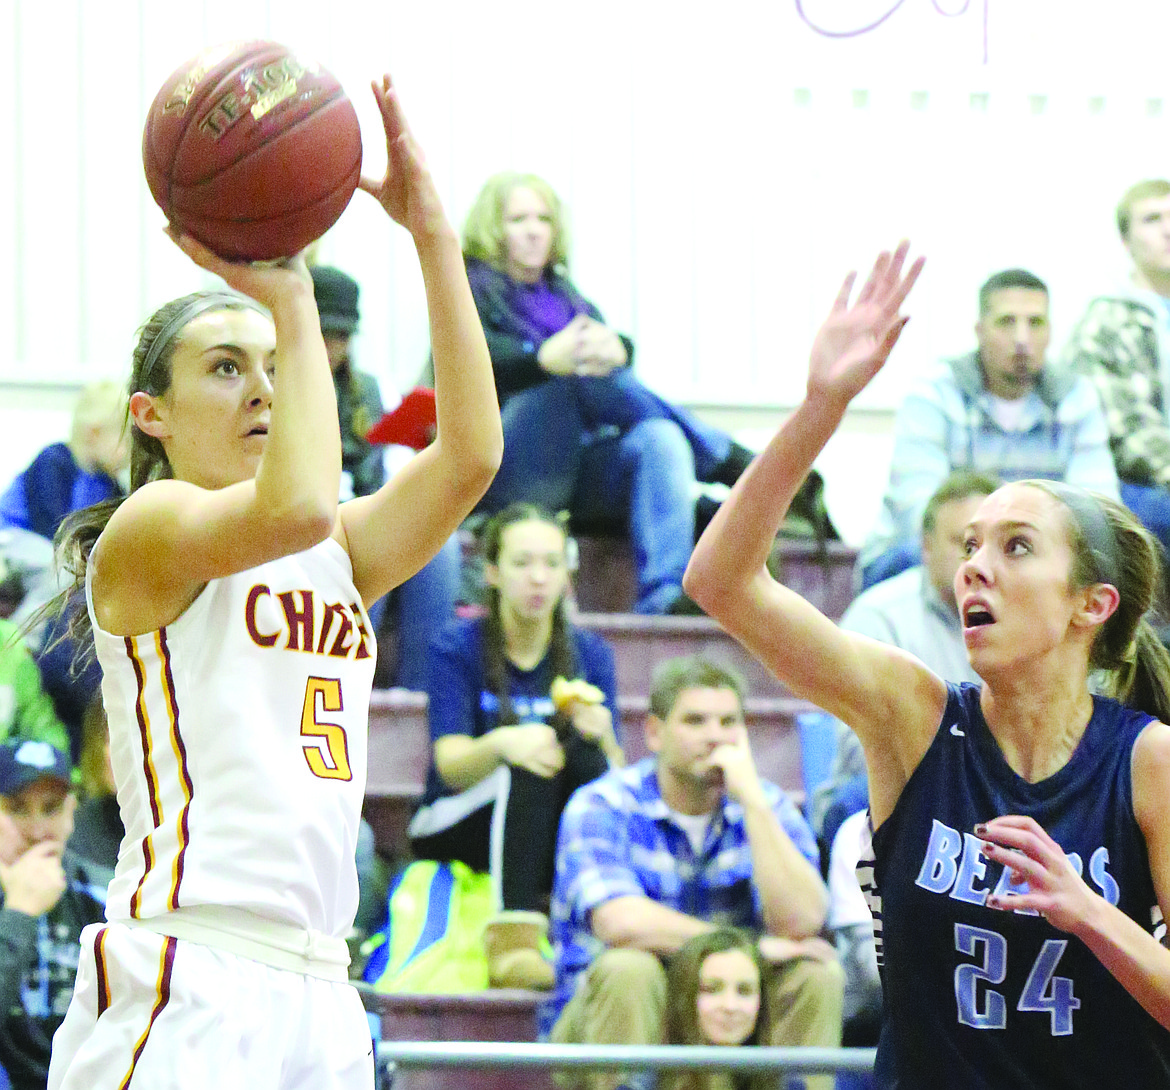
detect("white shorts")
[48,922,374,1090]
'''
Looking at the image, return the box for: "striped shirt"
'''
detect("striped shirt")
[543,757,817,1033]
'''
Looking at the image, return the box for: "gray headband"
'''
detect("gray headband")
[138,291,270,393]
[1044,482,1122,588]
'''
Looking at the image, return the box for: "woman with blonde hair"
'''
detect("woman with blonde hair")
[459,171,756,615]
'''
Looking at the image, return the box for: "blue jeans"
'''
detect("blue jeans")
[481,373,730,612]
[369,534,461,690]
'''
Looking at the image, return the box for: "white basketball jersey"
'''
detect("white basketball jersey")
[87,537,375,940]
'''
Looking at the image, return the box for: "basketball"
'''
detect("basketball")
[143,41,363,261]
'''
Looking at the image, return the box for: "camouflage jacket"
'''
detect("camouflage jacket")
[1065,293,1170,487]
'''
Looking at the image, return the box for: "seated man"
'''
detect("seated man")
[1064,178,1170,558]
[545,656,842,1090]
[860,268,1118,588]
[0,740,109,1090]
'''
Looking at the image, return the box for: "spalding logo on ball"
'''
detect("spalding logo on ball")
[143,41,362,261]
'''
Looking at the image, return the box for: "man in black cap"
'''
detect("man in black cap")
[0,740,108,1090]
[309,265,463,691]
[310,265,387,501]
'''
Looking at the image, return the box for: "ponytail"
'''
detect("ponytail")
[1106,620,1170,724]
[1027,480,1170,724]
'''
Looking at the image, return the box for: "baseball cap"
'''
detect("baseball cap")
[310,266,361,335]
[0,740,72,796]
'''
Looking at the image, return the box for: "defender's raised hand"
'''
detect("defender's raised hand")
[808,241,924,410]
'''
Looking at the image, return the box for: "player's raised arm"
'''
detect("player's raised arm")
[338,75,503,606]
[684,246,942,763]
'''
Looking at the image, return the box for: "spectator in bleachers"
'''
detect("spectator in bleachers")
[408,503,621,990]
[1065,179,1170,559]
[663,927,770,1090]
[546,655,841,1090]
[859,268,1118,589]
[0,382,128,543]
[457,171,756,615]
[0,740,108,1090]
[310,264,462,689]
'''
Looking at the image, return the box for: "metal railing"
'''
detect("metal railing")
[378,1040,877,1077]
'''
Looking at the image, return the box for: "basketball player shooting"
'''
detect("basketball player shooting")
[45,73,502,1090]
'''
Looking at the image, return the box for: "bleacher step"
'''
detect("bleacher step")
[359,986,552,1090]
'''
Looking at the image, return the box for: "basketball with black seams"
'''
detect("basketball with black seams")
[143,41,363,261]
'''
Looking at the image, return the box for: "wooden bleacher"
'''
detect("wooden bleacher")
[573,534,857,619]
[360,986,554,1090]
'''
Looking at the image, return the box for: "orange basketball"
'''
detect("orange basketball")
[143,41,362,261]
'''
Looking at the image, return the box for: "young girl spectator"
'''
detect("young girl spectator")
[45,74,501,1090]
[685,244,1170,1088]
[664,928,771,1090]
[408,503,621,988]
[457,172,756,614]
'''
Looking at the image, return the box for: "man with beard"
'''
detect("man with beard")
[858,268,1118,589]
[543,656,842,1090]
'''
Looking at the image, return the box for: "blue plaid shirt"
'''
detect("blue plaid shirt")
[541,757,818,1035]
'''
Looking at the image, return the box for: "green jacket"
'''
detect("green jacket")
[0,619,70,756]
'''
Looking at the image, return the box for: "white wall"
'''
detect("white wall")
[2,0,1167,543]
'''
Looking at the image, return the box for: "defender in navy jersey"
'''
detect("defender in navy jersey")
[43,74,502,1090]
[686,243,1170,1089]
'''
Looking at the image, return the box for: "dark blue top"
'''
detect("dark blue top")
[866,681,1170,1088]
[0,442,122,541]
[421,616,620,805]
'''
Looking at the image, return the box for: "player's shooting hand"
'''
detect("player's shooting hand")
[807,241,923,411]
[495,723,565,778]
[978,815,1094,933]
[359,74,451,242]
[167,229,314,306]
[0,841,67,917]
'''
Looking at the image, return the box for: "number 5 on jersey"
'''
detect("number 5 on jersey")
[300,677,352,780]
